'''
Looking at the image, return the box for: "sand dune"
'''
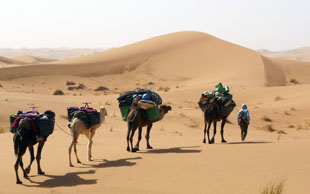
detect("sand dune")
[0,56,25,66]
[259,47,310,61]
[0,31,310,193]
[13,55,56,64]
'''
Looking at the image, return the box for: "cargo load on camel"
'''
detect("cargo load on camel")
[67,105,100,129]
[117,89,162,121]
[198,83,236,117]
[10,110,55,136]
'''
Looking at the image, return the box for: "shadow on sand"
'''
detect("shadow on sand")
[140,146,202,154]
[227,141,272,145]
[25,170,97,188]
[24,157,142,188]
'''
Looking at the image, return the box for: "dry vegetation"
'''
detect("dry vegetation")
[94,86,109,91]
[53,89,65,95]
[260,179,285,194]
[274,96,282,101]
[158,86,170,92]
[66,81,76,86]
[288,77,299,85]
[262,115,273,122]
[67,83,85,90]
[0,127,5,133]
[258,125,276,132]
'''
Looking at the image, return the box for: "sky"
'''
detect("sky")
[0,0,309,51]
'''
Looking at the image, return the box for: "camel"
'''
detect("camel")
[126,104,172,152]
[202,100,227,144]
[13,110,55,184]
[68,107,107,167]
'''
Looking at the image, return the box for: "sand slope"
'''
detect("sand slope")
[13,56,55,64]
[0,31,310,193]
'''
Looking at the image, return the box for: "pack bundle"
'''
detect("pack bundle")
[198,83,236,117]
[67,106,100,128]
[117,89,162,121]
[10,110,55,136]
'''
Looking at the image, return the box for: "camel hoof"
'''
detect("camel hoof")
[69,164,74,167]
[88,158,93,162]
[222,140,227,143]
[132,148,137,152]
[24,174,29,179]
[127,147,130,152]
[16,180,22,184]
[134,147,140,151]
[38,171,45,175]
[147,146,153,149]
[77,160,81,164]
[203,139,206,144]
[25,168,30,174]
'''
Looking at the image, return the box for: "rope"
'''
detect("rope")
[55,122,72,136]
[106,115,124,121]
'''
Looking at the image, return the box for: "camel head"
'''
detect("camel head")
[44,110,56,118]
[99,106,108,116]
[159,105,172,114]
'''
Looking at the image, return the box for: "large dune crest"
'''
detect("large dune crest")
[0,31,309,87]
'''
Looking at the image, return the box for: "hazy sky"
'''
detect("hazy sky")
[1,0,309,51]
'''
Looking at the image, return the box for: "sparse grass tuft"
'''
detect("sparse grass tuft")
[277,130,287,134]
[66,81,76,86]
[274,96,282,101]
[53,89,64,95]
[284,110,290,115]
[289,78,299,85]
[297,124,303,130]
[4,98,9,102]
[105,101,112,106]
[94,86,109,91]
[261,179,285,194]
[262,115,273,122]
[158,86,170,92]
[259,125,276,132]
[287,124,294,128]
[0,127,5,133]
[290,107,296,111]
[147,82,155,85]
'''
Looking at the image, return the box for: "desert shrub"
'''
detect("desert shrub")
[259,125,276,132]
[262,115,272,122]
[274,96,282,101]
[66,81,76,86]
[158,86,170,92]
[94,86,109,91]
[277,130,287,134]
[147,82,155,85]
[289,78,299,85]
[77,83,85,89]
[53,89,64,95]
[261,179,285,194]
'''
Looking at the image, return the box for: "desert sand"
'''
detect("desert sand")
[0,31,310,194]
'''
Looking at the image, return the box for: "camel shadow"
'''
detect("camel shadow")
[24,169,97,188]
[89,157,142,168]
[227,141,272,145]
[140,146,201,154]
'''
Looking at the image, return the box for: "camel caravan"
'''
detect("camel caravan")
[9,83,238,184]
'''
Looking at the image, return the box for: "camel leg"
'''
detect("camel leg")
[68,139,75,167]
[25,146,35,174]
[126,122,132,152]
[20,157,28,179]
[221,118,227,143]
[134,127,142,151]
[210,121,217,144]
[15,155,22,184]
[130,126,138,152]
[203,121,207,143]
[145,123,153,149]
[74,140,81,164]
[206,121,212,144]
[36,141,45,175]
[87,130,96,161]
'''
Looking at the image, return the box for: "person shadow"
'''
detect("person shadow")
[89,156,142,168]
[140,146,202,154]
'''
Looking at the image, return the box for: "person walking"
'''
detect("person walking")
[237,104,250,141]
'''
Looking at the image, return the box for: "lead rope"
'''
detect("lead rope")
[55,122,72,136]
